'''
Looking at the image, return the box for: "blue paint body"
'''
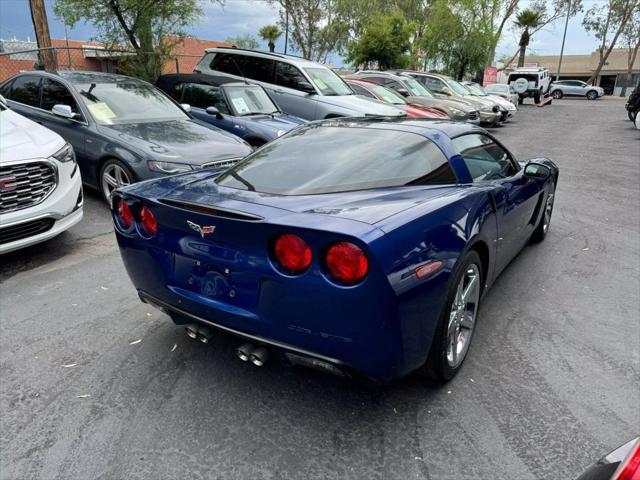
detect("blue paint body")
[113,120,558,382]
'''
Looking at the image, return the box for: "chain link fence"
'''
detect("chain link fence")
[0,46,202,83]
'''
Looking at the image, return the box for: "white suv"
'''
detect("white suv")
[0,95,83,254]
[507,67,551,104]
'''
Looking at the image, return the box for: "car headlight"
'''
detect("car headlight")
[147,160,193,174]
[480,104,494,112]
[448,107,464,116]
[277,130,286,137]
[52,143,75,163]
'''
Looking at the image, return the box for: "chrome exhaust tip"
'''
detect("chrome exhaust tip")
[237,343,254,362]
[185,325,198,339]
[250,347,269,367]
[197,327,213,344]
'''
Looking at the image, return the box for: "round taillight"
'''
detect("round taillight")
[139,206,157,237]
[325,242,368,284]
[273,234,312,273]
[116,197,133,229]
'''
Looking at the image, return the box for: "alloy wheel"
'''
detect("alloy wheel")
[102,163,131,200]
[446,264,480,369]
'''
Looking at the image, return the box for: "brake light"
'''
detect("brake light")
[325,242,368,284]
[139,206,157,237]
[116,197,133,229]
[273,234,312,273]
[614,441,640,480]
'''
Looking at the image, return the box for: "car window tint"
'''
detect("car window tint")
[185,83,229,114]
[169,81,185,101]
[349,83,375,98]
[0,79,13,97]
[423,77,445,92]
[210,53,245,77]
[244,56,275,83]
[8,75,41,107]
[453,134,517,182]
[216,127,456,195]
[41,78,81,116]
[275,62,307,90]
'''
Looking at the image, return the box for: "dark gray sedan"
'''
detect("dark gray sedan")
[0,71,252,201]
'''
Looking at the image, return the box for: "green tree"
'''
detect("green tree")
[259,25,282,52]
[225,34,260,50]
[514,8,544,67]
[54,0,215,82]
[583,0,639,85]
[346,11,413,69]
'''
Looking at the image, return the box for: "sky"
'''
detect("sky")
[0,0,602,67]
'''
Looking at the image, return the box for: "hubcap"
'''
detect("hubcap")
[102,163,131,199]
[446,264,480,369]
[543,192,555,233]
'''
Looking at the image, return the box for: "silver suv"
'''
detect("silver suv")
[195,48,406,120]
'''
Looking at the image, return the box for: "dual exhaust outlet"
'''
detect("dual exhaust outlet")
[185,324,269,367]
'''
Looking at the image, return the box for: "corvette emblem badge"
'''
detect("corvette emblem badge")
[187,220,216,238]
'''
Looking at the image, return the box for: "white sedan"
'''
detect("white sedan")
[0,95,83,254]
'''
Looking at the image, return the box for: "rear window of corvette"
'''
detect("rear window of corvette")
[216,126,456,195]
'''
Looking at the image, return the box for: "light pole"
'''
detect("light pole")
[556,0,572,82]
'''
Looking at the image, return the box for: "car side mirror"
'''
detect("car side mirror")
[396,88,409,97]
[0,94,7,107]
[441,86,452,96]
[206,106,224,119]
[524,162,551,179]
[180,103,191,113]
[52,104,76,119]
[297,81,315,94]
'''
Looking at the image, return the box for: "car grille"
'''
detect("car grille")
[0,162,57,213]
[0,218,55,245]
[201,157,243,170]
[468,111,479,120]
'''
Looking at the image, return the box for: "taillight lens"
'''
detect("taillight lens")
[325,242,368,284]
[116,197,133,229]
[614,441,640,480]
[139,206,157,237]
[273,234,312,273]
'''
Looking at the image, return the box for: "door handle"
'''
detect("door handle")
[273,89,284,94]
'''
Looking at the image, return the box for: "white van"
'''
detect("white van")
[507,67,551,104]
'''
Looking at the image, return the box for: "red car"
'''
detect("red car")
[346,79,449,119]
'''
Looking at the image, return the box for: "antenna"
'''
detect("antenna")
[228,55,248,85]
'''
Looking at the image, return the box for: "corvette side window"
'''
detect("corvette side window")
[453,134,517,182]
[185,83,230,114]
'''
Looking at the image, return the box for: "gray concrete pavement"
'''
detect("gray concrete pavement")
[1,98,639,480]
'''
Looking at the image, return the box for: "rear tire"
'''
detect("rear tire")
[531,180,556,243]
[628,110,636,121]
[518,96,524,105]
[534,91,541,104]
[552,90,563,99]
[420,250,483,382]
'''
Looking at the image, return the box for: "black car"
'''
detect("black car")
[626,84,640,122]
[0,71,252,201]
[156,73,306,147]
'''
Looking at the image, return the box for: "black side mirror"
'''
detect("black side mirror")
[297,81,316,94]
[206,106,223,119]
[524,162,551,179]
[396,88,409,97]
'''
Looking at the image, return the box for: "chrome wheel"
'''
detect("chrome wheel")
[542,191,555,234]
[446,264,480,369]
[101,163,131,200]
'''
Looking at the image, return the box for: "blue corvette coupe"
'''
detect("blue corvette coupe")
[113,119,558,383]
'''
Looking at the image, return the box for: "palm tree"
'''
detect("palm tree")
[514,9,544,67]
[259,25,282,53]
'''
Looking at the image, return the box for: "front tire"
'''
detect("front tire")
[531,181,556,243]
[99,158,134,203]
[552,90,563,99]
[586,90,598,100]
[421,251,483,382]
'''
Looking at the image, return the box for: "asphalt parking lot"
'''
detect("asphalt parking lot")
[1,98,639,480]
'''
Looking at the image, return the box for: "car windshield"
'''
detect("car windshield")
[216,126,456,194]
[405,78,433,97]
[371,85,406,104]
[465,84,487,96]
[224,85,279,115]
[448,79,472,96]
[304,68,353,96]
[75,81,188,125]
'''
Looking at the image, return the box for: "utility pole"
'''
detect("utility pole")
[29,0,57,71]
[555,0,571,82]
[284,9,289,54]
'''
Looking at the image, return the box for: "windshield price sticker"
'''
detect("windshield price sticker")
[87,102,116,122]
[231,97,250,114]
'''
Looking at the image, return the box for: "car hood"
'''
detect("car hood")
[245,113,306,131]
[318,94,406,117]
[127,171,466,225]
[98,119,252,166]
[405,96,476,113]
[0,108,65,163]
[487,95,515,109]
